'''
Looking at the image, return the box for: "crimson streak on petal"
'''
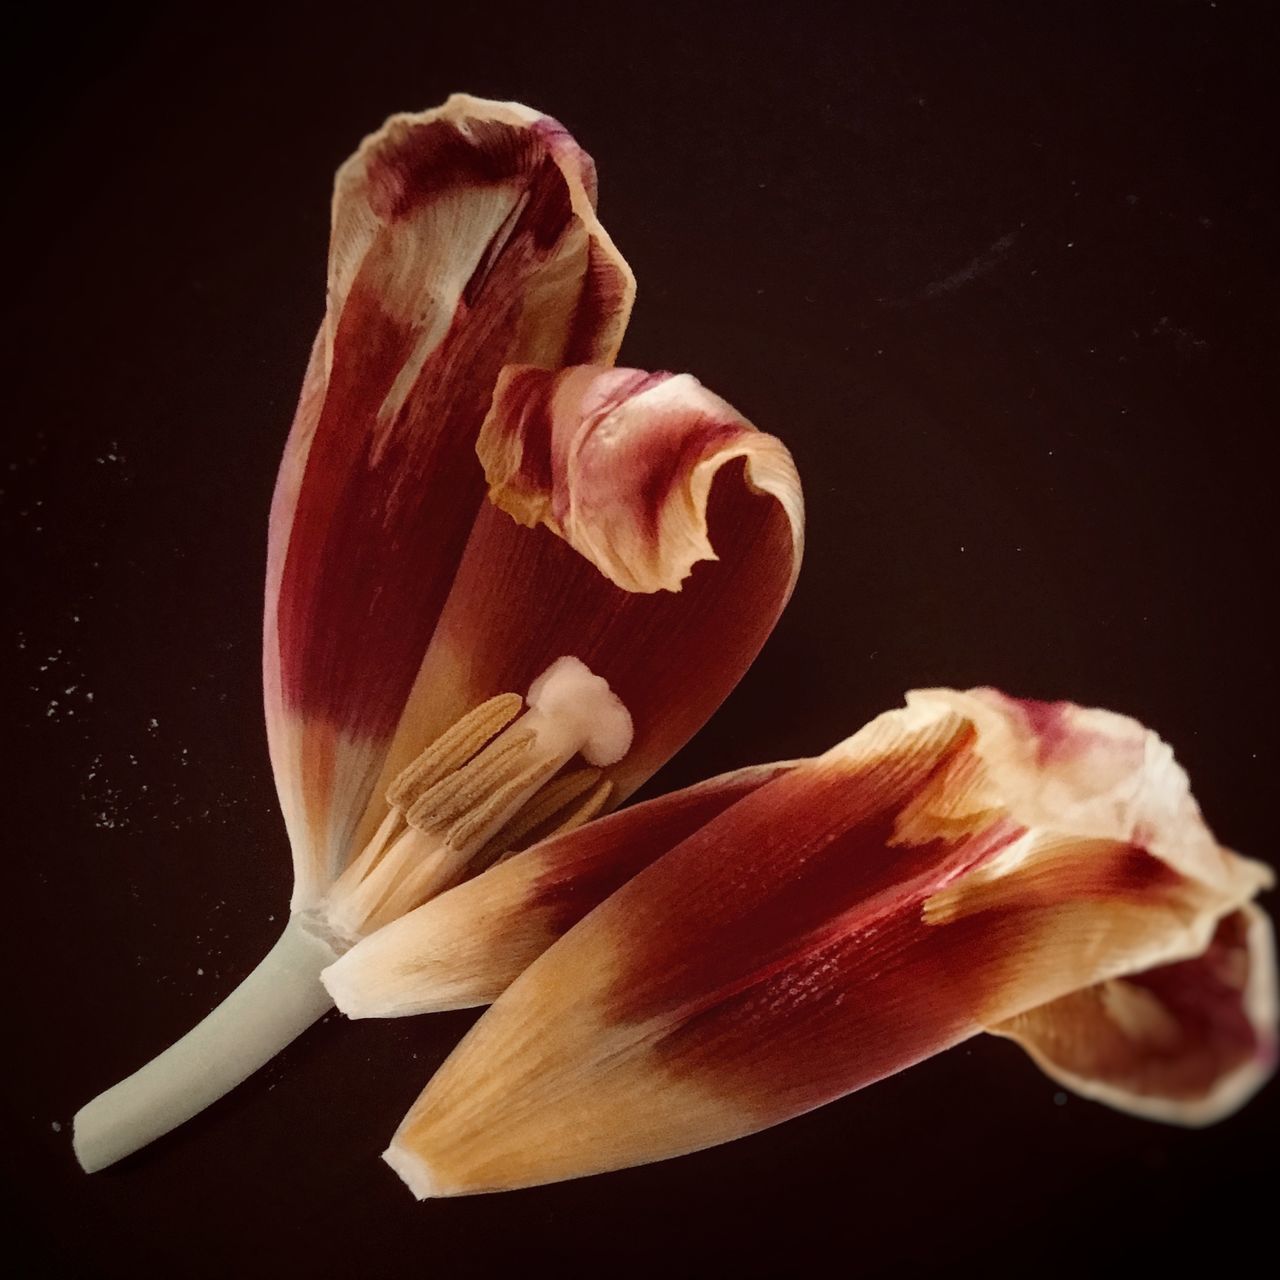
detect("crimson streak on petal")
[528,763,796,936]
[651,842,1183,1119]
[319,763,798,1020]
[363,366,803,819]
[404,467,797,801]
[277,132,610,738]
[264,98,635,900]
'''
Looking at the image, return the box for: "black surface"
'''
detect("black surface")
[7,3,1277,1276]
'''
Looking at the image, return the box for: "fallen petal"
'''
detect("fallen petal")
[323,762,795,1016]
[263,96,634,906]
[379,690,1273,1196]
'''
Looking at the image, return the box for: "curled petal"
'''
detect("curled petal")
[992,904,1278,1125]
[322,762,796,1017]
[378,691,1273,1197]
[262,96,634,904]
[359,368,804,822]
[478,365,805,593]
[914,688,1259,898]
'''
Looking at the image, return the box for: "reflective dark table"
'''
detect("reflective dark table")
[8,3,1275,1275]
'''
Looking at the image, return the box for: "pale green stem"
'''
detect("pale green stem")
[73,915,337,1173]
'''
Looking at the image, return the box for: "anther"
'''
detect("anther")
[492,777,614,867]
[405,729,536,832]
[542,777,613,839]
[386,693,524,810]
[446,754,563,854]
[468,768,605,874]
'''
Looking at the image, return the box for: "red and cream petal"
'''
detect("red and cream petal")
[478,365,804,594]
[355,367,804,838]
[991,903,1278,1125]
[261,96,634,906]
[322,762,796,1017]
[378,690,1273,1197]
[913,687,1261,899]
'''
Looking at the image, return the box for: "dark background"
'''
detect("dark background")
[6,2,1276,1275]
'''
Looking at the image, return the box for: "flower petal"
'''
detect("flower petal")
[322,762,796,1017]
[262,96,634,905]
[914,687,1261,898]
[478,365,805,593]
[991,903,1277,1125]
[378,691,1272,1196]
[356,366,804,825]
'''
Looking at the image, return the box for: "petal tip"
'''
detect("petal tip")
[318,957,368,1020]
[383,1142,441,1200]
[478,364,803,595]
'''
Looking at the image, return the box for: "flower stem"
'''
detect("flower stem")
[73,915,337,1172]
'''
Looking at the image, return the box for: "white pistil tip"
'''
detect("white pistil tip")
[526,655,633,766]
[383,1142,440,1199]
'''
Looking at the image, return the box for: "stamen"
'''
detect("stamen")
[467,769,605,876]
[330,805,405,902]
[446,753,562,855]
[386,693,524,810]
[321,657,634,943]
[405,729,536,832]
[491,767,603,845]
[494,777,614,865]
[541,776,614,839]
[326,826,427,940]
